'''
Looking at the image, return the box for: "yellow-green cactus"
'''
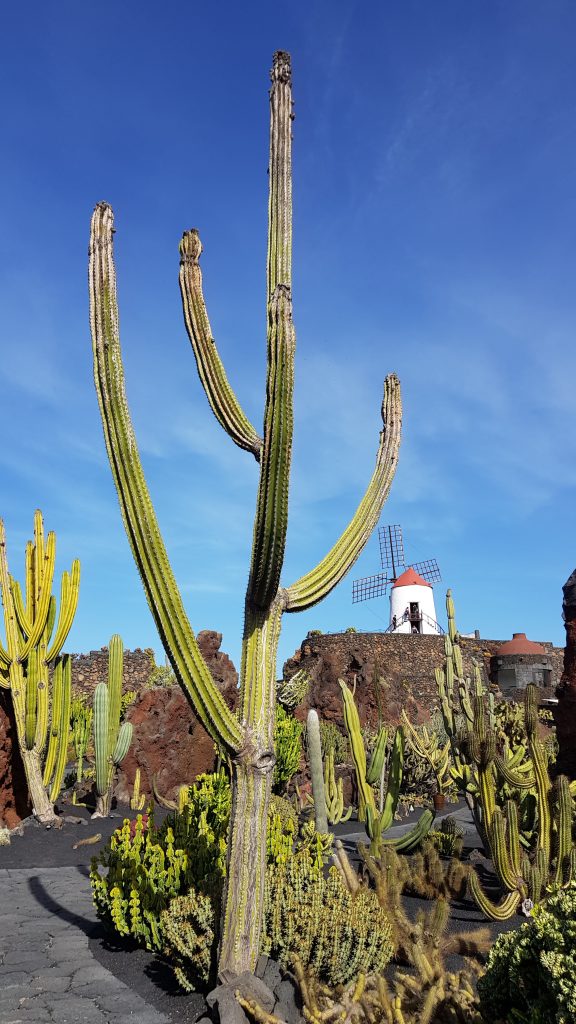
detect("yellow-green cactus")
[88,52,402,974]
[0,511,79,822]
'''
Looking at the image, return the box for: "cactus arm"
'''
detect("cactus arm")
[467,872,519,921]
[45,562,81,661]
[339,678,375,819]
[48,655,72,802]
[246,54,294,611]
[107,635,123,762]
[11,578,32,637]
[25,648,39,749]
[178,230,262,460]
[493,753,535,790]
[379,728,404,831]
[18,532,55,660]
[88,203,243,752]
[283,375,402,612]
[379,808,434,852]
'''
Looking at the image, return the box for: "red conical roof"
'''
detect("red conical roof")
[392,567,432,589]
[498,633,546,656]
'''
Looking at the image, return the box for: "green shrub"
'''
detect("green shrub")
[319,720,349,766]
[478,883,576,1024]
[91,770,304,953]
[273,705,303,791]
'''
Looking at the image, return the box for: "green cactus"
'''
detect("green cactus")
[469,687,576,920]
[324,747,352,825]
[92,635,133,818]
[88,52,402,974]
[130,767,146,811]
[339,677,431,853]
[0,511,79,822]
[401,710,451,795]
[306,709,328,834]
[70,696,93,784]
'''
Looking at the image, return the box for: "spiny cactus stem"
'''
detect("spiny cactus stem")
[179,229,263,460]
[283,374,402,612]
[268,50,292,299]
[89,204,243,753]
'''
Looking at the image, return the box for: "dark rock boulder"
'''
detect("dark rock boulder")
[0,689,30,827]
[115,631,238,803]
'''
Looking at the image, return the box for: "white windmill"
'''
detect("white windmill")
[352,524,443,635]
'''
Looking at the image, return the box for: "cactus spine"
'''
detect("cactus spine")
[306,709,328,834]
[92,635,133,818]
[0,511,79,822]
[88,52,402,974]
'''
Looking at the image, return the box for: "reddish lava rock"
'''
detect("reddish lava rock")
[0,689,30,827]
[115,631,239,803]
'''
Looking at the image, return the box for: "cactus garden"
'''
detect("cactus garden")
[1,21,575,1024]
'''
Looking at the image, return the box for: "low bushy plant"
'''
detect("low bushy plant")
[261,846,393,985]
[273,704,303,791]
[478,883,576,1024]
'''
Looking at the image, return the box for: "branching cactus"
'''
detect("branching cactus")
[339,678,432,853]
[0,511,79,822]
[92,635,133,817]
[88,51,402,974]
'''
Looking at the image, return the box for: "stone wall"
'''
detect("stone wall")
[283,631,563,728]
[70,648,154,695]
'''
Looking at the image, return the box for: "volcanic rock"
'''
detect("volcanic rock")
[115,631,238,803]
[0,689,30,827]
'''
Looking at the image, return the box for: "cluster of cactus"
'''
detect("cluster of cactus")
[436,590,536,847]
[160,887,216,990]
[290,926,484,1024]
[277,668,311,710]
[401,711,451,796]
[130,767,146,811]
[92,635,133,818]
[339,678,432,852]
[469,685,576,920]
[428,815,465,858]
[323,747,353,824]
[0,511,79,822]
[88,50,402,973]
[272,704,303,791]
[261,847,393,986]
[70,695,93,784]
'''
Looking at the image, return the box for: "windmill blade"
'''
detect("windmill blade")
[352,572,390,603]
[378,524,405,576]
[408,559,441,584]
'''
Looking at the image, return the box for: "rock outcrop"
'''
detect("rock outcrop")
[553,570,576,779]
[115,631,239,803]
[0,690,30,827]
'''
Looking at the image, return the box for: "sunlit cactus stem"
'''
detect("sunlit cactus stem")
[306,709,328,833]
[0,511,79,823]
[88,50,402,975]
[92,635,133,818]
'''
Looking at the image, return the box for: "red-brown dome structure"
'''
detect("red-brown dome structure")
[498,633,546,656]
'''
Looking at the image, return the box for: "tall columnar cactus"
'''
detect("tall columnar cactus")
[339,678,431,852]
[88,52,402,974]
[306,709,329,834]
[0,511,79,822]
[92,635,133,818]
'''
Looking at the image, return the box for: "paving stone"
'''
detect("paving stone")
[31,973,71,993]
[0,970,33,987]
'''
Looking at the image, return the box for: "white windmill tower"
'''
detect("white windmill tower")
[352,524,443,635]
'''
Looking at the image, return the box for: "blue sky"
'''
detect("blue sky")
[1,1,575,676]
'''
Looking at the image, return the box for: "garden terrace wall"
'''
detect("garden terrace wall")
[70,648,154,695]
[283,631,563,728]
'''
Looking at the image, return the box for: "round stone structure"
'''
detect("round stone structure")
[492,632,553,694]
